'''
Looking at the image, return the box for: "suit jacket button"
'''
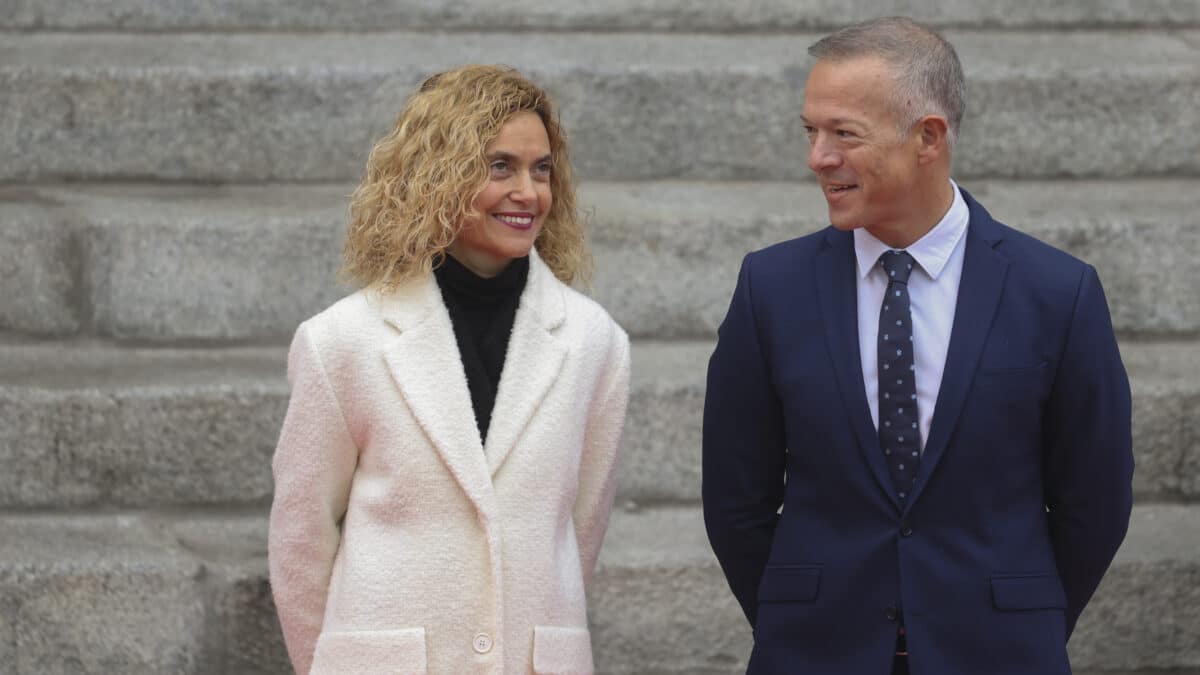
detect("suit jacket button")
[473,633,492,654]
[901,521,913,537]
[885,606,898,622]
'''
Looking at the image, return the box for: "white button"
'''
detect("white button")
[473,633,492,654]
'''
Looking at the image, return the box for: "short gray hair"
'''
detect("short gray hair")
[808,16,966,148]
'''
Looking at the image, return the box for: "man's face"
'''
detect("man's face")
[802,56,923,234]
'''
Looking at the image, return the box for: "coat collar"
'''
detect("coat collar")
[815,227,900,509]
[371,247,565,336]
[481,250,567,474]
[371,248,567,516]
[815,187,1009,513]
[905,188,1008,509]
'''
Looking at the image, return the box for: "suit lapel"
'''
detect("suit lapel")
[908,195,1009,509]
[815,229,900,509]
[484,250,567,476]
[375,277,494,514]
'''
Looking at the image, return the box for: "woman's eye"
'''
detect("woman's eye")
[535,162,553,176]
[489,161,509,174]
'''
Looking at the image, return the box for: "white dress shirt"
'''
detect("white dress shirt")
[855,181,969,452]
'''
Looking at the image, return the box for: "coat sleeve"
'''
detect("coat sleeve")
[573,321,631,588]
[1042,265,1134,638]
[268,321,358,675]
[702,253,787,628]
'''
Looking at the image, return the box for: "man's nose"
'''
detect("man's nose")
[808,135,842,172]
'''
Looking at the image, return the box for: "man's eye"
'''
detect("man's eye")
[836,130,855,138]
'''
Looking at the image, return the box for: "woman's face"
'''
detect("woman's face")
[448,111,553,278]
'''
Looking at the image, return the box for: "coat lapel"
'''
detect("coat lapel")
[484,250,567,476]
[374,276,494,514]
[815,229,900,510]
[907,193,1009,509]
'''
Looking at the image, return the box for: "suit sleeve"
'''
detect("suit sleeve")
[268,321,358,675]
[702,253,787,627]
[1042,265,1134,638]
[574,321,631,588]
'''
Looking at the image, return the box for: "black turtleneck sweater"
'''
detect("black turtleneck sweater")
[434,254,529,443]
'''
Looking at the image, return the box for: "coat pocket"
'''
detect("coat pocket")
[310,627,427,675]
[991,573,1067,611]
[977,361,1049,376]
[532,625,594,675]
[757,564,822,604]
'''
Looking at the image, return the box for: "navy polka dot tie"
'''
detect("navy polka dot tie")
[878,251,920,501]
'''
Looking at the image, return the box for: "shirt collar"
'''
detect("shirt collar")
[854,180,969,280]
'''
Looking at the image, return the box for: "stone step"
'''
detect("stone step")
[627,339,1200,506]
[590,179,1200,339]
[0,339,1195,509]
[0,504,1196,673]
[4,0,1198,32]
[0,510,275,675]
[3,180,1198,341]
[2,31,1198,182]
[593,504,1200,674]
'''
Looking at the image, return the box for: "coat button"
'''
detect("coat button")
[900,521,913,537]
[885,606,899,622]
[473,633,492,654]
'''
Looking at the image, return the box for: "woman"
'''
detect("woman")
[268,65,630,675]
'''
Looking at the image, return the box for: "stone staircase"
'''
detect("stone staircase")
[1,3,1198,674]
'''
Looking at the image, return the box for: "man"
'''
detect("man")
[702,17,1133,675]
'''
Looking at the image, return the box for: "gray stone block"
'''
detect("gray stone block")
[586,179,1200,337]
[592,504,1200,674]
[0,342,286,507]
[0,505,1194,673]
[1069,505,1200,670]
[0,340,1194,508]
[0,190,81,336]
[2,180,1196,340]
[1123,343,1200,500]
[0,513,287,674]
[0,515,208,674]
[2,31,1198,182]
[1075,667,1200,672]
[205,568,289,674]
[2,0,1197,32]
[0,595,13,675]
[80,190,349,341]
[622,340,1200,504]
[620,342,709,506]
[0,184,350,341]
[586,182,803,340]
[168,517,290,674]
[967,180,1200,337]
[591,507,750,674]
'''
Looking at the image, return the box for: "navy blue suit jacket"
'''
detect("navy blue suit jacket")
[702,189,1134,675]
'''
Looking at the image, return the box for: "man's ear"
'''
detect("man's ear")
[915,115,950,165]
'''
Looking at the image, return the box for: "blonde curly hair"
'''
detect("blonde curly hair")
[342,65,590,289]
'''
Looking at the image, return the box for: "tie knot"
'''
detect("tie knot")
[880,250,916,285]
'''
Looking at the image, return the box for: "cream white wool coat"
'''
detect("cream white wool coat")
[268,251,630,675]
